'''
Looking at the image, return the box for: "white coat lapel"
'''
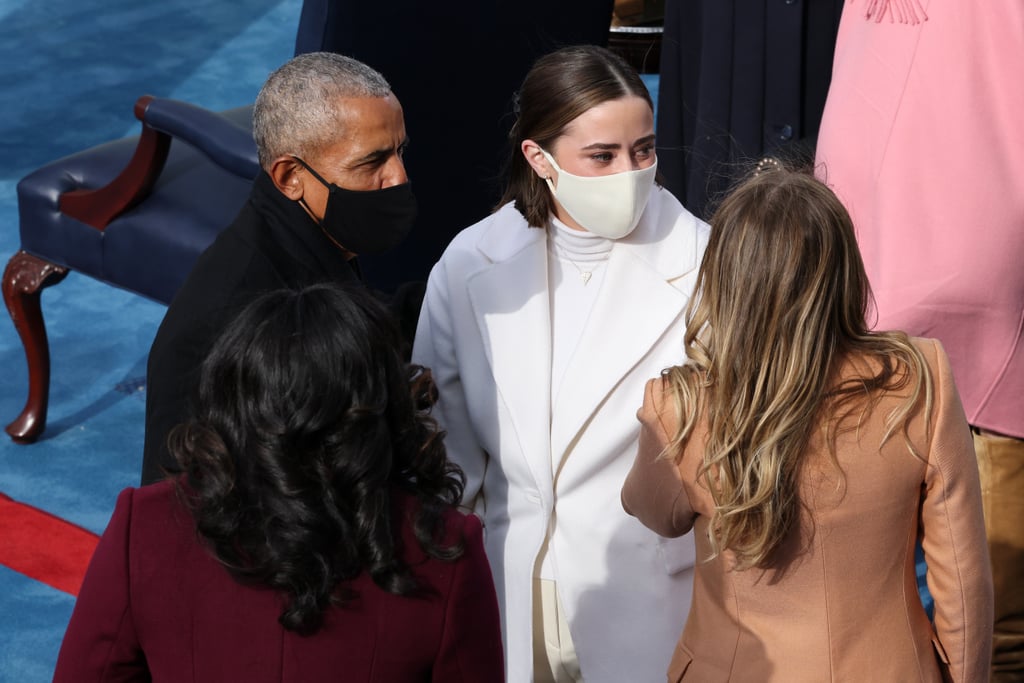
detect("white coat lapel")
[467,217,554,494]
[549,189,707,464]
[549,251,686,461]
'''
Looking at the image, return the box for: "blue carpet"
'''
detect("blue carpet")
[0,0,300,679]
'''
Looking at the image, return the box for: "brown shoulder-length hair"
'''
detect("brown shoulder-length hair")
[498,45,654,227]
[662,165,932,571]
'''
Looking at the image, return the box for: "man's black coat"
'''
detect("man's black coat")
[142,173,372,484]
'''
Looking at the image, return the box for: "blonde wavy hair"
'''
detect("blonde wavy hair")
[663,166,933,571]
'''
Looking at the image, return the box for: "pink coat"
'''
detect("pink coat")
[815,0,1024,438]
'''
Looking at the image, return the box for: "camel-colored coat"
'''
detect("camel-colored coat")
[622,338,993,682]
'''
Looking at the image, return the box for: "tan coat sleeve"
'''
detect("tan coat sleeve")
[621,377,695,538]
[919,339,994,682]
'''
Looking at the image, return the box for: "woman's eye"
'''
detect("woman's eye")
[635,145,655,159]
[591,152,613,163]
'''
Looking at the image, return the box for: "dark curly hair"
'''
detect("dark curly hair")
[168,283,465,634]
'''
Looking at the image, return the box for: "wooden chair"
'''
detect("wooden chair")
[3,96,257,442]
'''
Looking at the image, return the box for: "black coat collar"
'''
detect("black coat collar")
[248,171,360,282]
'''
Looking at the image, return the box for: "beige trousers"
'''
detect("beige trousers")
[975,428,1024,682]
[532,579,583,682]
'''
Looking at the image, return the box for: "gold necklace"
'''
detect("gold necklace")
[554,246,597,285]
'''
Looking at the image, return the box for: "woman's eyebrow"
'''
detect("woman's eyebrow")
[579,134,656,152]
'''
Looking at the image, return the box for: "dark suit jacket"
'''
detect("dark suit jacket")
[656,0,843,219]
[53,481,505,682]
[142,172,364,485]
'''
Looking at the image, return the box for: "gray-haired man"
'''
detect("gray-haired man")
[142,52,417,484]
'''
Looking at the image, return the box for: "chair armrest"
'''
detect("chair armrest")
[59,95,258,231]
[141,97,259,179]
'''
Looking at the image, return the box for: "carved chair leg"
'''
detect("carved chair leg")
[3,250,69,443]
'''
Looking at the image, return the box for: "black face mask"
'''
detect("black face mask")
[293,156,416,255]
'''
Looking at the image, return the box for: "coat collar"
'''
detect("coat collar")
[467,189,708,483]
[467,221,554,494]
[473,202,546,263]
[549,188,707,463]
[248,171,357,280]
[613,185,708,281]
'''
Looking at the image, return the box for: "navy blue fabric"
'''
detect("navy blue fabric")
[18,136,138,279]
[142,100,258,179]
[17,105,256,304]
[656,0,842,219]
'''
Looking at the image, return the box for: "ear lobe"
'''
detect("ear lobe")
[268,156,305,200]
[521,139,552,180]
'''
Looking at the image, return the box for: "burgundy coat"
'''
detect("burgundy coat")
[53,481,505,682]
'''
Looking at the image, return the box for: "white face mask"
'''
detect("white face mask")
[541,149,657,239]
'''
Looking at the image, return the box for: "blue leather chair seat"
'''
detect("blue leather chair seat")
[4,100,257,442]
[16,106,254,304]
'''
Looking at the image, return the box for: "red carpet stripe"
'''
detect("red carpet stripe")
[0,493,99,596]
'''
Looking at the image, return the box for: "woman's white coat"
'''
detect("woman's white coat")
[413,187,708,682]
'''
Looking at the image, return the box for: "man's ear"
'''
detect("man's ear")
[268,156,305,200]
[522,139,554,180]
